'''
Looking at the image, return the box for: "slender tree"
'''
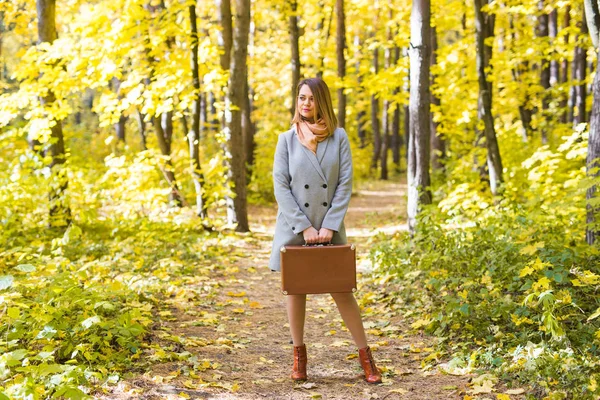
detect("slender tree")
[573,14,588,126]
[225,0,251,232]
[583,0,600,244]
[188,2,209,219]
[474,0,503,195]
[336,0,346,128]
[37,0,71,227]
[430,26,445,172]
[392,46,402,169]
[561,6,571,123]
[289,0,300,117]
[407,0,432,233]
[355,33,367,148]
[538,1,550,144]
[371,46,381,171]
[111,77,126,143]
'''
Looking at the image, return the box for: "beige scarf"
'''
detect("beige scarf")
[296,119,329,154]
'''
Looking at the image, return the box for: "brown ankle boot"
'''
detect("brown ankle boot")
[358,346,382,383]
[291,344,307,381]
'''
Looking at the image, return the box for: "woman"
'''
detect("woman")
[269,77,382,384]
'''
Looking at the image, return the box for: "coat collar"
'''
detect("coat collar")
[292,124,330,182]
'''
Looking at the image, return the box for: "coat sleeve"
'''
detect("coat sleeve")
[273,133,312,235]
[321,129,353,232]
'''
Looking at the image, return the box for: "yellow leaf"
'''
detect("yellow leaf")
[249,301,263,309]
[497,394,511,400]
[346,354,358,360]
[232,308,245,314]
[532,276,551,292]
[519,242,544,255]
[178,392,190,399]
[227,291,246,297]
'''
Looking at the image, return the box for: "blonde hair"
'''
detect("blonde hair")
[291,78,338,135]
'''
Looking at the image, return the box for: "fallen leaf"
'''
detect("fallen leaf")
[497,394,511,400]
[300,382,317,389]
[505,389,525,395]
[388,388,408,394]
[227,291,246,297]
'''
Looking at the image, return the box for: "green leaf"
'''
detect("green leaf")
[0,392,10,400]
[7,307,20,319]
[15,264,36,273]
[0,275,14,290]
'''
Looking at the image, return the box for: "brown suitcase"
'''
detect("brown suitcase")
[280,243,357,295]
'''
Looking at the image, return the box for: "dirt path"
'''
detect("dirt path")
[104,180,476,400]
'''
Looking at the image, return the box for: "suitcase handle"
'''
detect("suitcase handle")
[302,242,333,247]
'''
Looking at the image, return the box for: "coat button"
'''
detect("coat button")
[304,203,309,207]
[305,184,309,189]
[322,184,327,188]
[292,226,295,230]
[323,202,328,207]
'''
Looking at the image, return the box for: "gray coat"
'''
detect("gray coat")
[268,125,352,271]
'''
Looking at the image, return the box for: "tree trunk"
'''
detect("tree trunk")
[370,46,380,172]
[474,0,503,195]
[136,109,147,150]
[586,51,600,245]
[111,77,126,142]
[153,112,182,206]
[538,1,550,144]
[225,0,250,232]
[392,46,402,169]
[404,47,410,171]
[215,0,232,71]
[216,0,235,224]
[355,33,366,148]
[243,19,256,174]
[584,0,600,244]
[560,6,570,123]
[430,26,445,172]
[549,9,559,87]
[37,0,71,227]
[380,16,392,181]
[289,0,300,117]
[336,0,346,128]
[189,2,209,219]
[574,14,588,126]
[407,0,432,233]
[316,2,334,78]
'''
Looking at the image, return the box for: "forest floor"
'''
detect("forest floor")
[99,180,528,400]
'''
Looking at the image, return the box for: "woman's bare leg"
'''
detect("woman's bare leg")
[287,294,307,346]
[331,292,368,349]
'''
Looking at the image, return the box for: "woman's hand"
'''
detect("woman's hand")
[317,228,334,243]
[303,226,319,244]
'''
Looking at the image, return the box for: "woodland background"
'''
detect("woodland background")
[2,0,600,398]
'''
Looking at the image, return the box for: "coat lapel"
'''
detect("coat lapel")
[293,125,327,182]
[316,135,329,164]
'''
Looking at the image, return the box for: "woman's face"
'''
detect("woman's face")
[298,85,316,121]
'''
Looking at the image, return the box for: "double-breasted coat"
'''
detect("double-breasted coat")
[268,124,353,271]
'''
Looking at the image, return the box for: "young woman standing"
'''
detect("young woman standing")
[269,78,382,384]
